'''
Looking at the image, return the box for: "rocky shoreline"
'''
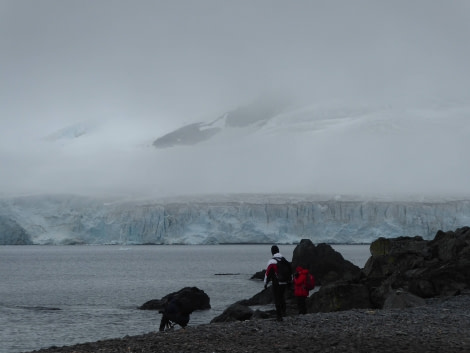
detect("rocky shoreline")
[25,293,470,353]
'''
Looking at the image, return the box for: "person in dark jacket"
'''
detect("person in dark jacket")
[159,297,190,332]
[264,245,289,321]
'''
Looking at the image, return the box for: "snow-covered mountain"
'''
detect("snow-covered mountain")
[152,96,288,148]
[148,98,470,198]
[151,98,470,153]
[1,194,469,245]
[2,97,469,199]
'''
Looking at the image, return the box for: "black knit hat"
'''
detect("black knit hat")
[271,245,279,255]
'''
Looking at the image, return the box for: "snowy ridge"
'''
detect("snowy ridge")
[0,194,469,245]
[152,99,470,150]
[1,97,466,199]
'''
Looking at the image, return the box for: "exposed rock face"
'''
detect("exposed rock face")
[369,235,428,257]
[153,122,221,148]
[430,227,470,262]
[362,227,470,308]
[292,239,361,285]
[139,287,211,313]
[363,236,430,280]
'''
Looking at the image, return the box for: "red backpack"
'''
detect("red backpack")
[305,272,315,291]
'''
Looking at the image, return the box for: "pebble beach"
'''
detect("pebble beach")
[24,294,470,353]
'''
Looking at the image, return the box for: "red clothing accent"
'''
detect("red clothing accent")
[265,262,278,282]
[293,266,309,297]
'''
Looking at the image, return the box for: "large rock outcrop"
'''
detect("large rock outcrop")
[292,239,361,285]
[250,240,361,285]
[307,227,470,313]
[362,227,470,307]
[139,287,211,313]
[308,282,372,312]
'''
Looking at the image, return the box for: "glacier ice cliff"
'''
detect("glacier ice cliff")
[0,194,469,245]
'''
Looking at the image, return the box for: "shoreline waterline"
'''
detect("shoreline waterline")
[21,294,470,353]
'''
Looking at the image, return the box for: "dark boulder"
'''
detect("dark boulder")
[364,236,429,278]
[292,239,361,285]
[363,235,434,306]
[237,283,297,307]
[429,226,470,261]
[308,282,372,313]
[251,309,276,320]
[382,289,426,309]
[237,286,274,306]
[363,227,470,306]
[236,283,299,317]
[210,303,253,323]
[369,235,428,257]
[139,287,210,312]
[250,270,265,280]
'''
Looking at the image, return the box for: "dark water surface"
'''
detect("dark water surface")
[0,244,370,353]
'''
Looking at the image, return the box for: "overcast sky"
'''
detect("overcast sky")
[1,1,469,199]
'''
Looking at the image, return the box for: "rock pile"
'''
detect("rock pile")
[308,226,470,312]
[216,226,470,320]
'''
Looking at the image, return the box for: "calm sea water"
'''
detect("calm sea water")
[0,244,370,353]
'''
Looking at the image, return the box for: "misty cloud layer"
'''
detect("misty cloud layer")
[1,1,469,199]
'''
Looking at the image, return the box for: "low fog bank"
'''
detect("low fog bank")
[1,99,469,202]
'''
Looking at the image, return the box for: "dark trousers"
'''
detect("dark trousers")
[272,283,287,320]
[159,301,190,332]
[297,296,307,314]
[159,315,170,332]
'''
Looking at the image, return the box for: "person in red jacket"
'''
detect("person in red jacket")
[293,266,310,314]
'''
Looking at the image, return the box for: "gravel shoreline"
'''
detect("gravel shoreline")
[25,294,470,353]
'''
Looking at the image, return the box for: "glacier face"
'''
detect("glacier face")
[0,194,469,245]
